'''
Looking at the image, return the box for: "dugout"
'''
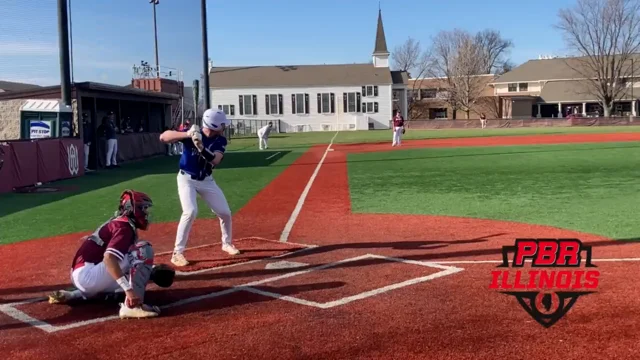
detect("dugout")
[0,81,179,169]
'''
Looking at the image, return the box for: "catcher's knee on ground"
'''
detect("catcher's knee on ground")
[128,240,155,302]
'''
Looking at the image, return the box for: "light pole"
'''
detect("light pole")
[201,0,211,110]
[57,0,71,106]
[150,0,160,78]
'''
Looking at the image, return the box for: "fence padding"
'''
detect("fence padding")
[10,141,38,188]
[406,117,639,129]
[0,144,13,193]
[37,139,62,184]
[0,138,84,193]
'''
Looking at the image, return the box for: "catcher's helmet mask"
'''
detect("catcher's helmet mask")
[118,190,153,230]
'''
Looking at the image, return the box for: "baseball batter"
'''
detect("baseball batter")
[48,190,172,319]
[392,110,405,146]
[159,109,239,267]
[257,122,273,150]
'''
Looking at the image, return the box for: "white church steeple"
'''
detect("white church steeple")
[372,8,390,68]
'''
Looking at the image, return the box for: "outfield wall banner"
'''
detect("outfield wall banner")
[0,138,85,194]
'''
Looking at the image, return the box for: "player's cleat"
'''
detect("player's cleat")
[222,244,240,255]
[119,303,160,319]
[48,289,82,304]
[171,252,190,267]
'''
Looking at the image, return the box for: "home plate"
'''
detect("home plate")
[265,260,309,270]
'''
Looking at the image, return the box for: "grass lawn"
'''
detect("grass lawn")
[3,125,640,244]
[347,141,640,240]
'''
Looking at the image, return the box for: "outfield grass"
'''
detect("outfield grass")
[226,125,640,150]
[347,141,640,239]
[3,125,640,244]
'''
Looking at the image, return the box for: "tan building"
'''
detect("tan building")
[491,55,640,118]
[407,74,498,119]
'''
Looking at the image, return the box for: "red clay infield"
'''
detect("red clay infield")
[2,133,640,360]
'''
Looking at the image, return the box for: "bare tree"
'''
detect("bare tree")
[391,37,431,118]
[556,0,640,117]
[429,30,508,119]
[474,29,514,74]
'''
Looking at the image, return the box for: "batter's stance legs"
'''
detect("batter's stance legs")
[172,174,238,267]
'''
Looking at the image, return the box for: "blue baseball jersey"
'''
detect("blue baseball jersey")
[179,131,227,179]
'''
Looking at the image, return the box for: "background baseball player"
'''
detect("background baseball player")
[48,190,174,319]
[392,109,405,146]
[159,109,239,267]
[257,122,273,150]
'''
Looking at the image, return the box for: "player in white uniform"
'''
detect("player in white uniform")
[159,109,240,267]
[257,122,273,150]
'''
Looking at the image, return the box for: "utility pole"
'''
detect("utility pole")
[201,0,210,110]
[150,0,160,78]
[57,0,72,106]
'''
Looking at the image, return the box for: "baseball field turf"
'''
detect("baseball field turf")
[6,125,640,360]
[2,125,640,244]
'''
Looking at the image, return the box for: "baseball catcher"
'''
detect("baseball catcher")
[48,190,175,319]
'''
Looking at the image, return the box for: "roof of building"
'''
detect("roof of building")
[390,71,409,85]
[208,9,398,89]
[373,9,389,55]
[0,80,42,92]
[0,81,179,101]
[492,54,640,83]
[210,64,395,88]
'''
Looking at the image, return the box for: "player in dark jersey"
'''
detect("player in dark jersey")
[48,190,161,319]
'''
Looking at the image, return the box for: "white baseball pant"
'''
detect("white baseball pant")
[106,138,118,166]
[257,131,268,150]
[84,142,91,169]
[392,126,403,146]
[174,171,232,254]
[71,258,130,298]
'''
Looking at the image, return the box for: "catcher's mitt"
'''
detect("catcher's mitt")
[151,264,175,288]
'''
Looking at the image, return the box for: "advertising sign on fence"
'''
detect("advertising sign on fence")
[30,120,52,139]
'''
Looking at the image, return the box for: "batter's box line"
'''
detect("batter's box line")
[0,253,460,334]
[240,254,465,309]
[0,242,319,334]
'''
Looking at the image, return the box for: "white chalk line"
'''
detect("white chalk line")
[265,151,281,160]
[279,130,339,242]
[0,242,319,333]
[5,255,640,333]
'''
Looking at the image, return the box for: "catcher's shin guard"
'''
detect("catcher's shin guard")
[128,240,155,302]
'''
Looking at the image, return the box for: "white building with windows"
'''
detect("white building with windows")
[209,10,408,132]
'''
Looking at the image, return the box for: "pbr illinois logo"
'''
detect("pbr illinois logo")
[489,239,600,328]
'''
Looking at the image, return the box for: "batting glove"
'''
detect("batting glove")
[187,124,200,137]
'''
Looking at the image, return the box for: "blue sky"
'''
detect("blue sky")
[0,0,577,87]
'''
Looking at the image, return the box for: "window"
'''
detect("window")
[265,94,283,115]
[317,93,335,114]
[361,85,379,97]
[343,92,361,113]
[291,93,309,114]
[362,102,378,113]
[508,83,517,92]
[518,83,528,92]
[420,89,437,98]
[217,104,235,116]
[238,94,257,115]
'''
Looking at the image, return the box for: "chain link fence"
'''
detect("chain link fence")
[223,119,281,140]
